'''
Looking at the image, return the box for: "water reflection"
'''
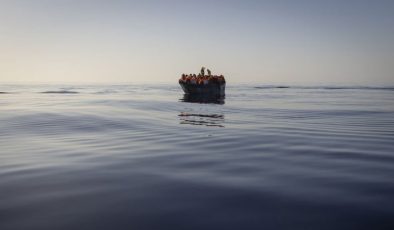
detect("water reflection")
[180,94,225,104]
[178,94,225,127]
[179,112,225,127]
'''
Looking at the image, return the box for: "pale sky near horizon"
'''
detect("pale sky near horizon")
[1,0,393,84]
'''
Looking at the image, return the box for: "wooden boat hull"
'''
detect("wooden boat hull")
[179,82,225,96]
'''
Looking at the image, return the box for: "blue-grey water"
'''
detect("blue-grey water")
[1,84,394,230]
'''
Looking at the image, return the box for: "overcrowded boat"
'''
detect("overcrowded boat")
[179,67,226,96]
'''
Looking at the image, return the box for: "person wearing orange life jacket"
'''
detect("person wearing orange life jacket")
[190,74,196,84]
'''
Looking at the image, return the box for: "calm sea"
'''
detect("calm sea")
[1,84,394,230]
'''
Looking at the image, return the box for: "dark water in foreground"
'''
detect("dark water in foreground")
[1,84,394,230]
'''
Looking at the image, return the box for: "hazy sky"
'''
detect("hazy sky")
[1,0,393,84]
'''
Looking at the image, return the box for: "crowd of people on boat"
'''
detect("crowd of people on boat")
[179,67,226,85]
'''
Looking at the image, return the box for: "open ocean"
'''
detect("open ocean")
[0,84,394,230]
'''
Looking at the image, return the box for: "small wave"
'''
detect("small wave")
[254,86,290,89]
[41,90,79,94]
[253,86,394,91]
[179,113,224,119]
[320,86,394,91]
[0,92,9,94]
[94,90,118,94]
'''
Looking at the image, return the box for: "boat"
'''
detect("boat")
[179,81,225,96]
[179,72,226,96]
[180,93,225,104]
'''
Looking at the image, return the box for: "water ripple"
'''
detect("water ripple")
[0,84,394,230]
[41,90,79,94]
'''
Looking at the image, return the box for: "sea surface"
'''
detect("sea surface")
[0,84,394,230]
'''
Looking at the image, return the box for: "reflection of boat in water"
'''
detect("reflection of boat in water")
[179,112,225,127]
[180,94,225,105]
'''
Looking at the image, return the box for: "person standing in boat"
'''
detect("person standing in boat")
[200,67,205,76]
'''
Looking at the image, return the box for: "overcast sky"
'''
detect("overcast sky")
[1,0,393,84]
